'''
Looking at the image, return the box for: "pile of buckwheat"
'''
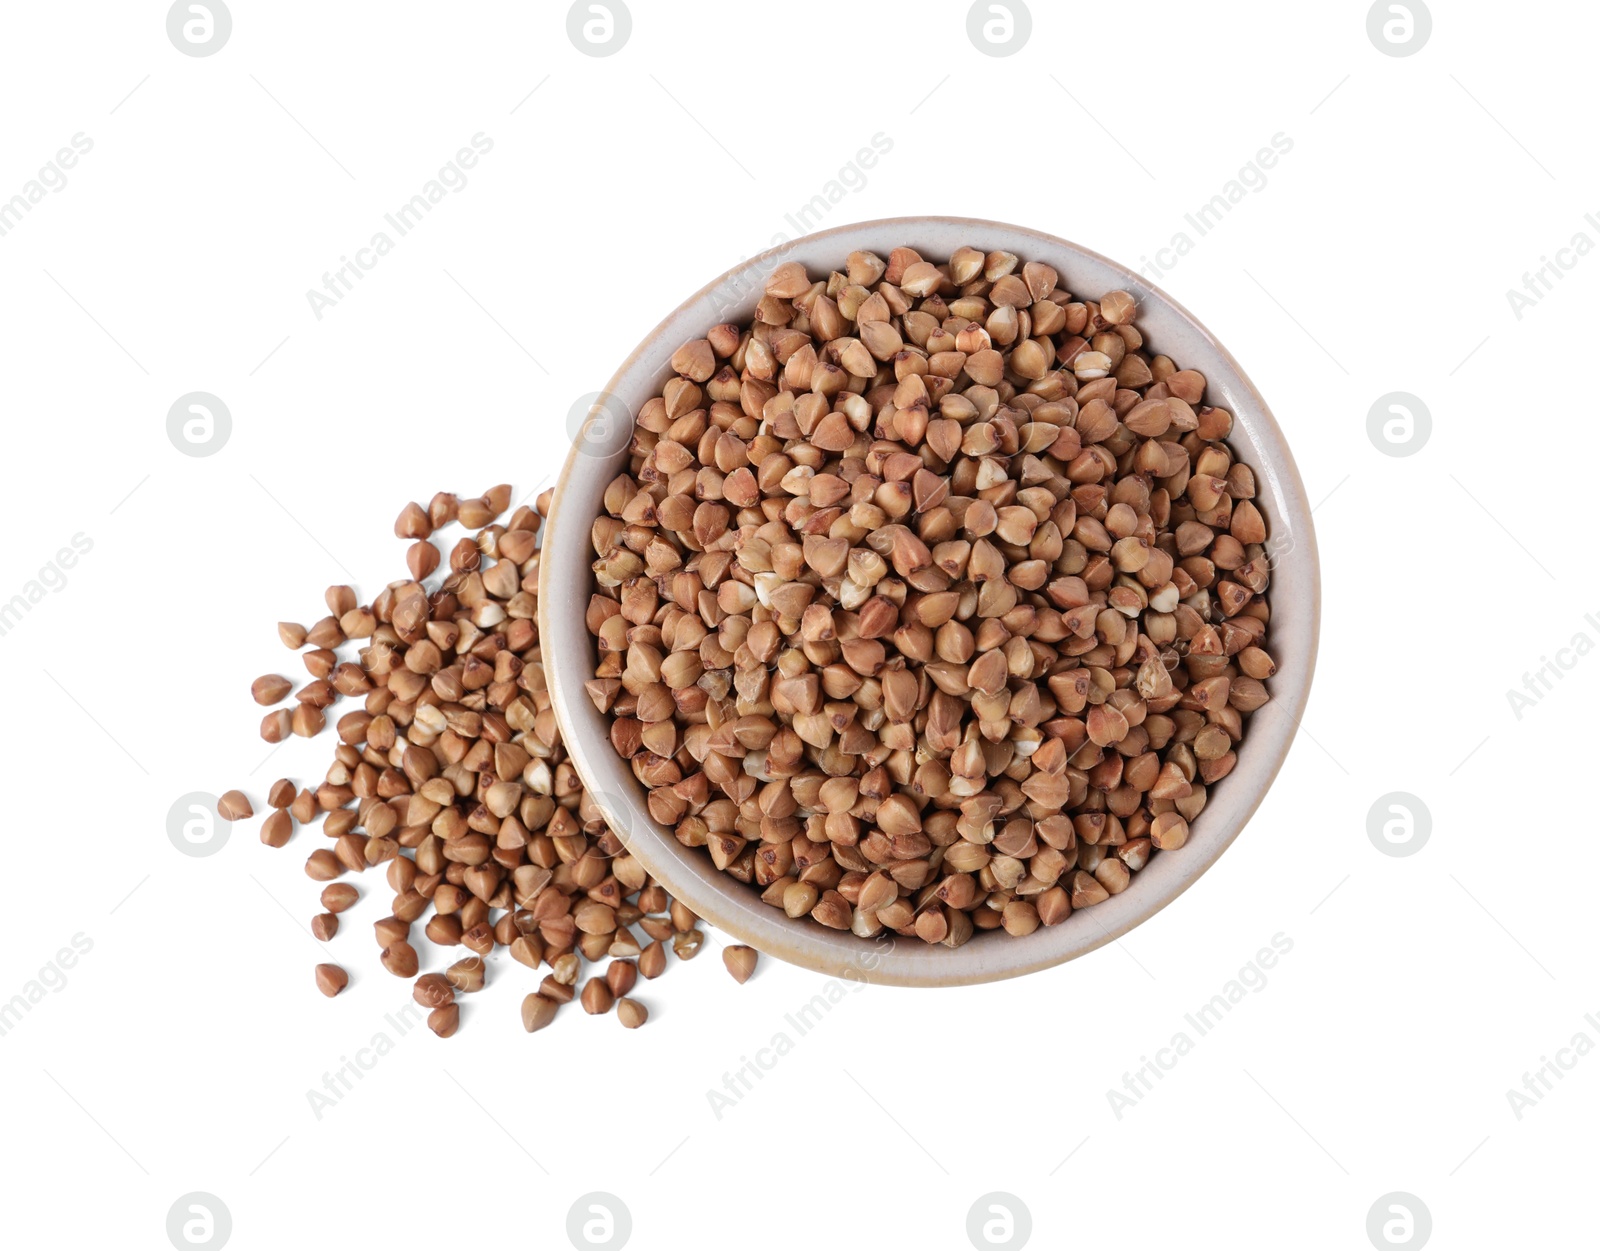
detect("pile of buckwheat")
[234,487,759,1036]
[584,246,1275,947]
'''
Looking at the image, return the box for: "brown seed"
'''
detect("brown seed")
[915,908,949,945]
[1100,290,1137,324]
[267,778,296,808]
[375,916,410,947]
[766,261,811,299]
[1239,646,1276,680]
[311,913,338,941]
[407,541,440,581]
[509,935,543,969]
[251,674,292,705]
[260,709,292,743]
[1231,500,1267,546]
[305,849,342,881]
[414,972,453,1009]
[783,882,818,919]
[458,498,494,529]
[580,977,614,1015]
[671,339,716,382]
[380,941,419,977]
[425,915,462,946]
[427,1003,460,1037]
[617,998,649,1029]
[278,621,307,649]
[217,790,253,821]
[551,952,580,985]
[521,993,559,1033]
[428,491,459,527]
[1150,812,1189,850]
[1071,870,1111,909]
[395,501,432,539]
[446,956,485,993]
[1037,887,1071,927]
[812,891,852,929]
[607,959,638,998]
[321,883,358,912]
[540,974,576,1003]
[462,923,495,957]
[306,616,345,649]
[722,945,758,984]
[639,940,667,979]
[672,929,704,960]
[261,809,293,848]
[314,964,348,997]
[573,900,616,935]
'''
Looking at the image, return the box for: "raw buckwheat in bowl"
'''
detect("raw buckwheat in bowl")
[540,217,1319,987]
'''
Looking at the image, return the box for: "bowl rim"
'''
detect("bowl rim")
[540,215,1321,987]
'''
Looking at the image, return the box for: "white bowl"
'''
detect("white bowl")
[539,216,1321,986]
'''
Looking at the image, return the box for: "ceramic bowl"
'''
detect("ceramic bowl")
[539,216,1320,986]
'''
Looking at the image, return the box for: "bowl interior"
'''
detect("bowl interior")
[539,216,1319,987]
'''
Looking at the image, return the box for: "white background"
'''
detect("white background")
[0,2,1593,1248]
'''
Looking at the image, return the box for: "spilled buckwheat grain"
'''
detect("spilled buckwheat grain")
[584,246,1275,946]
[237,487,717,1034]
